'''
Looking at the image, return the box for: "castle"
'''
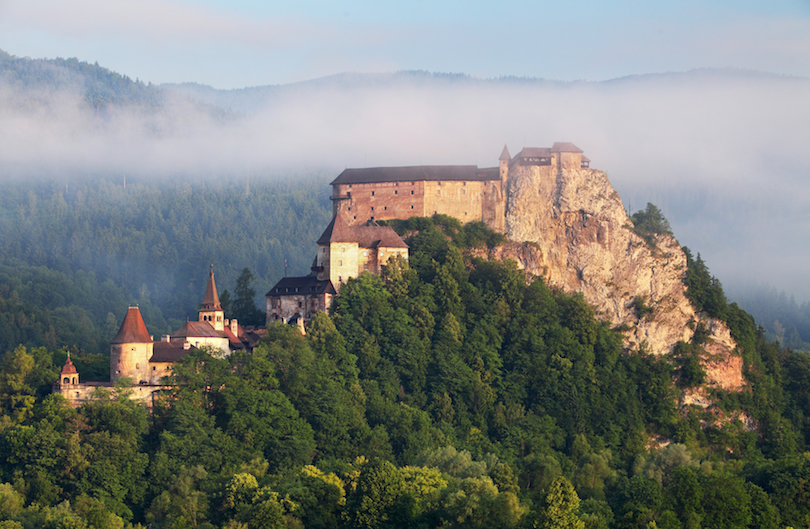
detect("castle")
[57,142,590,404]
[330,142,588,231]
[266,142,588,325]
[55,267,265,407]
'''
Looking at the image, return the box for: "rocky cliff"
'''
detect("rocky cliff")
[481,164,743,394]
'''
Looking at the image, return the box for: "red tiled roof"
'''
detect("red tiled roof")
[111,307,152,344]
[317,216,408,249]
[60,354,78,375]
[170,321,227,339]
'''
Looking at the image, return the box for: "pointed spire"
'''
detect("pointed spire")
[499,145,511,161]
[202,264,221,310]
[111,307,152,344]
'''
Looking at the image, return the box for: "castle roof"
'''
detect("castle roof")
[317,216,408,249]
[331,165,498,185]
[171,321,227,340]
[514,147,552,159]
[201,265,221,310]
[551,142,584,153]
[267,275,337,297]
[61,353,78,375]
[499,145,511,161]
[150,341,191,363]
[111,307,152,344]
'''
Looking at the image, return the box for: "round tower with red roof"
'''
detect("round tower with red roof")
[110,306,154,384]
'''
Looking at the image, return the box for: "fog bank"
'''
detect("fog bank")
[1,69,808,301]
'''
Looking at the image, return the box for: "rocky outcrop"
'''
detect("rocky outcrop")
[481,164,741,392]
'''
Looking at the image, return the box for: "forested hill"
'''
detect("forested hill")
[0,174,332,357]
[0,49,163,110]
[1,216,810,528]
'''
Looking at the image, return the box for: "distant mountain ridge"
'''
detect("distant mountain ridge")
[161,67,803,114]
[2,47,803,115]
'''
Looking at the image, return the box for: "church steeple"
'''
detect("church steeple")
[202,264,221,310]
[199,264,225,331]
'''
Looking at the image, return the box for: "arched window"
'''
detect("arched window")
[63,377,70,384]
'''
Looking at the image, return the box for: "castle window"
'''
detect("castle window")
[136,363,140,369]
[76,391,80,397]
[371,191,375,196]
[371,206,374,211]
[364,263,369,270]
[348,207,352,211]
[394,190,398,194]
[436,189,441,195]
[339,260,343,266]
[462,188,467,195]
[411,190,414,195]
[153,366,156,370]
[384,206,387,210]
[63,377,70,384]
[411,205,414,209]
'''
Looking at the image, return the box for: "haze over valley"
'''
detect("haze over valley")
[2,51,808,308]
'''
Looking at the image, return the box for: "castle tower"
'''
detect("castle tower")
[110,307,153,384]
[499,145,511,187]
[60,352,79,386]
[199,265,225,331]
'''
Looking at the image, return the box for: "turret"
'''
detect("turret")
[110,307,153,384]
[199,264,225,331]
[60,352,79,386]
[499,145,511,187]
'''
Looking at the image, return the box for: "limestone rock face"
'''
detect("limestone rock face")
[488,165,740,391]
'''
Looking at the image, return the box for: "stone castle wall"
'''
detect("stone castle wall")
[334,179,505,231]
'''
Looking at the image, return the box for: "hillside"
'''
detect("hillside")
[2,213,808,528]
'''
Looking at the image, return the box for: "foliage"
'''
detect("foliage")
[629,203,672,246]
[0,197,809,527]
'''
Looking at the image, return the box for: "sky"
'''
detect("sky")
[1,0,809,88]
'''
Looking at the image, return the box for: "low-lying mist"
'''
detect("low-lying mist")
[1,67,808,301]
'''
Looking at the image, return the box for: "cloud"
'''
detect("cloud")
[1,69,809,299]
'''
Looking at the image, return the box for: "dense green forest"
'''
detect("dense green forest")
[2,215,810,528]
[0,174,332,358]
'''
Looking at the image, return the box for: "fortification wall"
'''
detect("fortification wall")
[334,181,426,223]
[422,180,487,224]
[334,179,503,229]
